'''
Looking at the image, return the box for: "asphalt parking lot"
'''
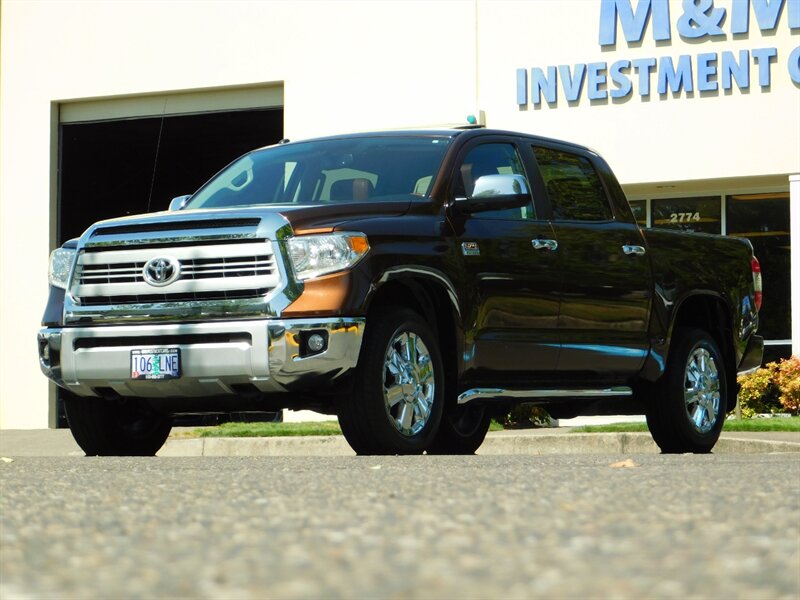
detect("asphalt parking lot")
[1,452,798,599]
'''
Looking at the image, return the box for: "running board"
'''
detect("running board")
[457,387,633,405]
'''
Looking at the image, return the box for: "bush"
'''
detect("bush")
[497,404,554,428]
[773,356,800,413]
[737,356,800,418]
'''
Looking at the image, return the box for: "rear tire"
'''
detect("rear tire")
[646,327,727,453]
[427,403,491,455]
[63,392,172,456]
[337,307,444,455]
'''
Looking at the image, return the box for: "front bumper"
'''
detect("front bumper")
[38,318,364,398]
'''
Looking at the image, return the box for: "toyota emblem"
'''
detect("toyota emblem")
[143,256,180,287]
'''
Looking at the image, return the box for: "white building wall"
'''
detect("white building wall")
[478,1,799,184]
[1,0,798,428]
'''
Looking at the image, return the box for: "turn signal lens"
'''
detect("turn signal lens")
[287,233,370,281]
[49,247,77,290]
[751,257,762,312]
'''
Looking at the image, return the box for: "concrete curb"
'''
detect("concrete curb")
[159,435,354,457]
[156,432,800,457]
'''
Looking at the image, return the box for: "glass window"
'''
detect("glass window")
[533,147,612,221]
[726,192,791,341]
[458,143,534,220]
[186,136,452,208]
[629,200,647,227]
[651,196,721,234]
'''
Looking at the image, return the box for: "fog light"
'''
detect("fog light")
[308,333,326,353]
[41,343,50,363]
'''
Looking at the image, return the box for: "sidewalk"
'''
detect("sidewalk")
[1,426,798,457]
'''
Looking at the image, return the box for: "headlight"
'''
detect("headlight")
[49,247,77,289]
[287,233,369,281]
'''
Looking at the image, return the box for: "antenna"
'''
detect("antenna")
[145,98,168,213]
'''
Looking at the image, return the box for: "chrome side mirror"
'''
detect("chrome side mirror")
[169,195,191,211]
[454,174,531,214]
[471,174,530,198]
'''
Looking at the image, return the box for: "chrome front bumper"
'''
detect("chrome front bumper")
[38,318,365,398]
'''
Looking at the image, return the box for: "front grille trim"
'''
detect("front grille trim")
[71,241,281,299]
[75,256,276,286]
[78,288,273,306]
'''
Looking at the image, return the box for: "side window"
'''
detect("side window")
[533,147,613,221]
[457,143,535,220]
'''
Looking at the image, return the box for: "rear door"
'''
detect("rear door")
[531,143,652,380]
[447,137,561,385]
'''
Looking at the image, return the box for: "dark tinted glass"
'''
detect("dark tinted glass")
[629,200,647,226]
[651,196,721,234]
[726,192,790,340]
[533,147,612,221]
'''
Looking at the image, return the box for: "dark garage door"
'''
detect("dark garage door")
[58,107,283,244]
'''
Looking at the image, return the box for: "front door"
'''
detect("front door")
[447,140,561,385]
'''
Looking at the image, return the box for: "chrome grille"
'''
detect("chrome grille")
[181,256,275,280]
[71,242,280,304]
[76,255,275,286]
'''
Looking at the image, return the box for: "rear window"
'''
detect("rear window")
[186,136,452,209]
[533,147,613,221]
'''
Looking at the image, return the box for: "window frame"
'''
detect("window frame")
[447,135,545,221]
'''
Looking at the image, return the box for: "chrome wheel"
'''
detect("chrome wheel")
[684,347,720,434]
[383,331,436,437]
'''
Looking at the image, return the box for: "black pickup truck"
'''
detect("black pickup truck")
[39,128,764,456]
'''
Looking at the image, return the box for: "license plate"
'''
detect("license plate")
[130,348,180,380]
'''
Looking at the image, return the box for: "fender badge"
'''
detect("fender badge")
[461,241,480,256]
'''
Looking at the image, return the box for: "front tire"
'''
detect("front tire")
[63,392,172,456]
[337,307,444,455]
[646,327,727,453]
[427,403,492,455]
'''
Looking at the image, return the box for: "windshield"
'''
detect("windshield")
[185,136,452,209]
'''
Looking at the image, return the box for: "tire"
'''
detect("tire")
[337,307,444,455]
[63,392,172,456]
[646,327,727,454]
[427,403,492,455]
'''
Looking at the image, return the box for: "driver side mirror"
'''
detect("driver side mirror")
[454,174,531,214]
[169,195,191,211]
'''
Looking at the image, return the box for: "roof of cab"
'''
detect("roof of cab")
[260,128,592,154]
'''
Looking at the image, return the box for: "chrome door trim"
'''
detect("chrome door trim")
[532,239,558,251]
[622,245,646,256]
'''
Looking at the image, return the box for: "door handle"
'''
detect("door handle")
[532,239,558,251]
[622,245,646,256]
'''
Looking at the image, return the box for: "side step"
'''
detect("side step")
[457,387,632,405]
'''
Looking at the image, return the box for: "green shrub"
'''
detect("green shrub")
[737,356,800,418]
[498,403,554,428]
[773,356,800,413]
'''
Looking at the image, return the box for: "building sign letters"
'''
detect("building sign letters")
[516,0,800,106]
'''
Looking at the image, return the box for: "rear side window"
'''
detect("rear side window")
[533,147,613,221]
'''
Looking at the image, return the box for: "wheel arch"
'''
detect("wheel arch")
[667,292,737,412]
[365,269,463,397]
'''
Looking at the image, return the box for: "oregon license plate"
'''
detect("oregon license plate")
[130,348,180,380]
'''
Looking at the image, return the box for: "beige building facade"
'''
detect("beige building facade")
[1,0,798,428]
